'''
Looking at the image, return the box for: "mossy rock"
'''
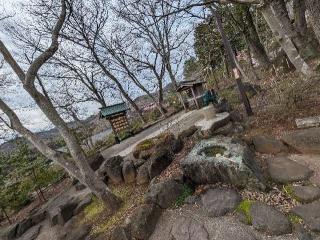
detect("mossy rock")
[133,132,176,159]
[133,139,156,159]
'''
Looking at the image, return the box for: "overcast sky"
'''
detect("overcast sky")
[0,0,104,143]
[0,0,195,144]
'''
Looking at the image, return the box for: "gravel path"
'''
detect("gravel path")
[101,110,204,158]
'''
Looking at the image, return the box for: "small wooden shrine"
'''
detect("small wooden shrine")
[100,102,130,143]
[176,80,206,110]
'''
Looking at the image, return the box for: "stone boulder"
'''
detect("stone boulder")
[136,162,150,185]
[30,210,47,225]
[128,204,162,240]
[98,155,124,184]
[89,153,105,171]
[267,157,313,184]
[59,224,91,240]
[133,132,180,160]
[122,160,136,184]
[74,193,93,215]
[250,202,292,236]
[1,224,18,240]
[195,112,231,138]
[201,188,241,217]
[170,216,209,240]
[17,225,41,240]
[177,126,198,141]
[282,128,320,154]
[16,219,33,238]
[252,135,287,154]
[144,179,185,209]
[133,140,155,160]
[132,158,147,169]
[110,226,130,240]
[148,148,173,179]
[292,185,320,203]
[292,201,320,232]
[181,136,265,190]
[50,197,79,226]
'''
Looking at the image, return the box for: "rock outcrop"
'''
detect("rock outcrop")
[282,128,320,154]
[181,136,265,190]
[201,188,241,217]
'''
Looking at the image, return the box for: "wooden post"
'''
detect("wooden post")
[191,87,200,109]
[211,8,253,116]
[178,92,187,110]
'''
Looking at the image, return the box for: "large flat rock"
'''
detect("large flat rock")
[250,202,292,236]
[201,188,241,217]
[267,157,313,184]
[282,128,320,154]
[292,201,320,232]
[195,112,230,138]
[170,217,209,240]
[292,185,320,203]
[181,136,265,190]
[252,135,287,154]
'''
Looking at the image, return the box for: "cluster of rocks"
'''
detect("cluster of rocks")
[247,131,320,237]
[97,131,192,187]
[108,178,187,240]
[251,127,320,155]
[0,211,46,240]
[0,190,93,240]
[181,136,266,190]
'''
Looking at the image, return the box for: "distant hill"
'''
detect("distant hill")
[0,82,176,154]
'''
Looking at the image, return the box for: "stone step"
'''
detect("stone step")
[250,202,292,236]
[282,128,320,154]
[291,185,320,203]
[291,201,320,232]
[267,157,313,184]
[201,188,241,217]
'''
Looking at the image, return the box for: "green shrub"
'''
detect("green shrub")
[166,92,182,110]
[130,119,144,135]
[236,200,255,225]
[117,129,132,141]
[136,139,155,151]
[175,185,193,207]
[288,213,303,224]
[146,109,162,122]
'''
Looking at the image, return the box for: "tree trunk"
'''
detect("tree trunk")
[1,206,11,224]
[243,7,271,68]
[305,0,320,45]
[270,0,304,49]
[211,8,253,116]
[293,0,308,37]
[261,5,313,76]
[89,50,146,123]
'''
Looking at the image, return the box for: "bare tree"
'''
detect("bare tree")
[305,0,320,45]
[293,0,308,37]
[227,5,271,68]
[116,0,192,89]
[161,0,314,76]
[0,0,121,212]
[61,0,146,123]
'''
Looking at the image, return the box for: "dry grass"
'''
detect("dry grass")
[239,72,320,138]
[80,184,147,237]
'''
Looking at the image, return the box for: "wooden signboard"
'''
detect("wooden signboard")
[109,113,129,133]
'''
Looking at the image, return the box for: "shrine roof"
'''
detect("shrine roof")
[176,80,206,92]
[100,102,129,118]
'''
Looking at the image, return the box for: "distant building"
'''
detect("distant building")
[176,80,207,110]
